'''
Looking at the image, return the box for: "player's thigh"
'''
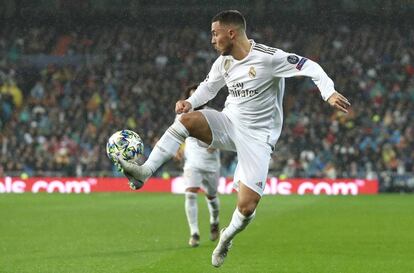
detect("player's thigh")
[200,170,220,197]
[233,137,272,197]
[183,168,203,189]
[198,109,236,152]
[179,111,212,145]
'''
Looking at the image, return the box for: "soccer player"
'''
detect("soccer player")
[177,84,221,247]
[118,10,350,267]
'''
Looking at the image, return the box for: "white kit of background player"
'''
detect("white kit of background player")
[181,128,221,247]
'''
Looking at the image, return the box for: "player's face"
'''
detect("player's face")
[211,21,233,56]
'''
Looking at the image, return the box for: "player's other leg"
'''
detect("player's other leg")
[202,171,220,241]
[118,112,212,189]
[211,183,260,267]
[212,132,271,267]
[185,187,201,247]
[205,194,220,241]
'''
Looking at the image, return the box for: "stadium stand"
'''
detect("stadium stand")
[0,2,413,192]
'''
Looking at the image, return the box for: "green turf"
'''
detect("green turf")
[1,193,413,273]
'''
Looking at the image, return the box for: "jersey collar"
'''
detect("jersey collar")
[230,39,255,62]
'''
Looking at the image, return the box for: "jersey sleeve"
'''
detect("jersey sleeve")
[186,57,226,109]
[271,50,335,101]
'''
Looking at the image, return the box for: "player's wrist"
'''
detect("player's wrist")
[322,89,336,101]
[185,98,195,110]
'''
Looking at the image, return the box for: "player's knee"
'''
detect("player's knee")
[238,203,257,217]
[185,191,197,201]
[206,194,216,200]
[179,111,212,146]
[186,187,199,193]
[178,113,196,133]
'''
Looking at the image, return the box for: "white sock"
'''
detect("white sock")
[185,192,199,235]
[221,208,255,243]
[143,120,189,173]
[206,196,220,224]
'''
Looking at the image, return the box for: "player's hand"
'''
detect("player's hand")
[176,100,192,114]
[327,91,351,113]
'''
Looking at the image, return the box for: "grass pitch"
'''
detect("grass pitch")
[1,193,413,273]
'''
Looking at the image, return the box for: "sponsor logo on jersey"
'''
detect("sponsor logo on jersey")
[296,58,308,70]
[248,66,256,78]
[228,82,258,98]
[287,55,299,64]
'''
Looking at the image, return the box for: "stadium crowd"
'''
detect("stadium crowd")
[0,21,413,181]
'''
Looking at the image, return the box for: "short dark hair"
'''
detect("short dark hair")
[184,83,199,99]
[184,84,208,110]
[211,10,246,31]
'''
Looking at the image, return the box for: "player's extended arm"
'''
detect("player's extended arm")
[272,51,350,113]
[176,58,225,114]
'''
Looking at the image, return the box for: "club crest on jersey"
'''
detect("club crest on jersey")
[287,55,299,64]
[248,66,256,78]
[224,59,231,72]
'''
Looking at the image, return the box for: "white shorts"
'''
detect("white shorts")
[199,109,272,196]
[183,167,219,197]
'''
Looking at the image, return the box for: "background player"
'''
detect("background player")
[118,10,350,267]
[176,84,221,247]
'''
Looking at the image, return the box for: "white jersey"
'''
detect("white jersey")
[183,136,220,172]
[187,40,335,146]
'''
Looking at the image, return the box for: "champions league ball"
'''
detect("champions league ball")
[106,129,144,169]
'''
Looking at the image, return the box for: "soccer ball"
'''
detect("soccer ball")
[106,129,144,169]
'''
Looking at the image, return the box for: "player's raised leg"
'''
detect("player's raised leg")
[212,182,260,267]
[118,111,212,189]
